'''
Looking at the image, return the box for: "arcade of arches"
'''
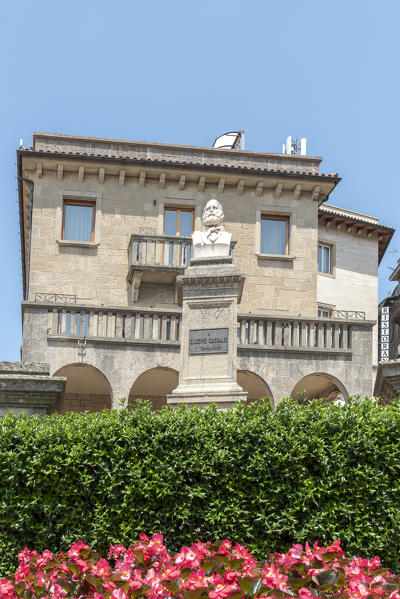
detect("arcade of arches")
[51,366,348,413]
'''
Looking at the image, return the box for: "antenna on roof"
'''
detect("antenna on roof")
[282,136,307,156]
[19,139,23,148]
[212,131,245,150]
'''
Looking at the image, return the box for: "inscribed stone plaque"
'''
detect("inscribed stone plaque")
[189,328,229,355]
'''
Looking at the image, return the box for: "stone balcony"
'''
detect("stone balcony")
[127,234,236,302]
[127,234,192,298]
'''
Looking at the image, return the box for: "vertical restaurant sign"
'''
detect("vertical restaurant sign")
[380,306,390,361]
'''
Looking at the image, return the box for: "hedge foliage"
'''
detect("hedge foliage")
[1,399,400,575]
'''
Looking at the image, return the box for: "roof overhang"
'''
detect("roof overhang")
[318,205,394,264]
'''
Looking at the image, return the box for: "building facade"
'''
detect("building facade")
[16,132,394,413]
[374,260,400,401]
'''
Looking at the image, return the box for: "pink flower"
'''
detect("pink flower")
[50,583,68,599]
[108,544,126,559]
[90,558,111,579]
[111,589,127,599]
[219,540,232,555]
[224,570,239,583]
[161,564,181,580]
[181,569,208,590]
[209,582,235,599]
[17,548,34,565]
[36,570,49,589]
[349,581,369,599]
[14,564,30,584]
[289,544,303,560]
[67,540,90,559]
[175,545,202,568]
[74,558,89,573]
[326,540,344,557]
[299,588,314,599]
[0,579,15,599]
[36,550,54,569]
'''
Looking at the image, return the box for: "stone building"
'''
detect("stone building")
[13,131,394,414]
[374,259,400,401]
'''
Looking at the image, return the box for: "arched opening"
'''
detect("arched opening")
[237,370,273,405]
[52,363,112,414]
[129,367,179,410]
[290,372,348,403]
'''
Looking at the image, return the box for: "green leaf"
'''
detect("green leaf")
[315,569,340,586]
[239,576,258,595]
[160,580,181,594]
[249,578,263,597]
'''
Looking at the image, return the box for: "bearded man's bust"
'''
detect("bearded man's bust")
[192,199,232,259]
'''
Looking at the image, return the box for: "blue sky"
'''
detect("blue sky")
[0,0,399,360]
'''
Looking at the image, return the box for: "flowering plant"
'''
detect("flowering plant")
[1,535,399,599]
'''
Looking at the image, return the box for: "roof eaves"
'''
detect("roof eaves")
[19,148,340,182]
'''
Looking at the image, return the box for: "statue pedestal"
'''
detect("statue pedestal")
[167,256,247,409]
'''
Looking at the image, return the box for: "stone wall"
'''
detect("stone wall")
[50,393,111,414]
[21,305,374,408]
[27,169,320,317]
[317,223,379,364]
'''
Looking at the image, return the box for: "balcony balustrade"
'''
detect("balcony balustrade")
[28,301,374,355]
[237,315,361,353]
[47,305,181,345]
[128,234,192,271]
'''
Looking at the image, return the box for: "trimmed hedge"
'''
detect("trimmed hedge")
[1,399,400,575]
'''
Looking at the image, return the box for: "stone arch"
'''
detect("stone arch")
[129,366,179,410]
[290,372,349,403]
[237,370,274,405]
[52,363,112,414]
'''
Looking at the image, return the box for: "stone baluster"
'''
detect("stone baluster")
[342,325,348,349]
[265,320,273,346]
[60,309,67,334]
[106,312,114,337]
[333,323,340,348]
[283,322,291,346]
[97,311,103,337]
[70,310,77,336]
[115,313,124,338]
[143,313,151,339]
[292,321,300,347]
[170,315,178,341]
[88,310,96,337]
[347,325,352,349]
[152,314,160,340]
[51,308,58,334]
[326,323,333,348]
[249,319,256,344]
[257,320,264,345]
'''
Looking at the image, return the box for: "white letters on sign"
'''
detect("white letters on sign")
[380,306,390,362]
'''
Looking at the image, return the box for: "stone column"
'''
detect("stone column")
[167,255,247,409]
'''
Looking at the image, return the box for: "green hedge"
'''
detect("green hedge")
[1,399,400,574]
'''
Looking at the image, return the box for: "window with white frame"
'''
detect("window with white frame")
[318,243,332,274]
[318,307,332,318]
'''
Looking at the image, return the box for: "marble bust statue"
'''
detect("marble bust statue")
[192,199,232,259]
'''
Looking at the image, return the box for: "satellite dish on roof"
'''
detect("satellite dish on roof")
[212,131,245,150]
